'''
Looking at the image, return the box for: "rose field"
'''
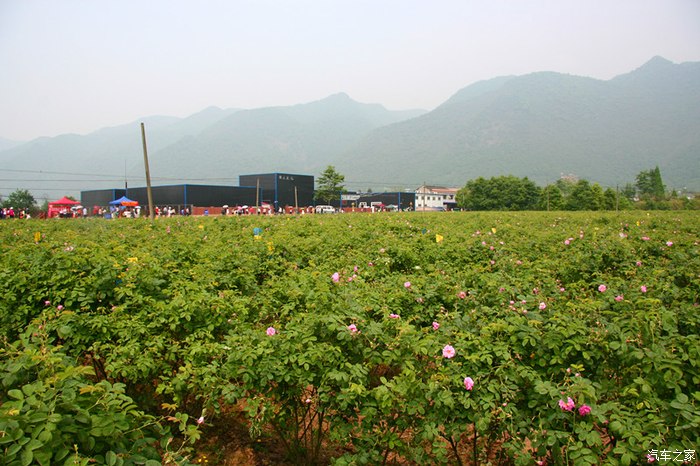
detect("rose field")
[1,211,698,465]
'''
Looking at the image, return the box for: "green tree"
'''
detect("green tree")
[539,184,565,210]
[315,166,345,205]
[635,166,665,200]
[456,176,540,211]
[565,180,604,210]
[620,183,637,201]
[555,177,577,197]
[603,188,617,210]
[602,187,634,211]
[3,189,37,211]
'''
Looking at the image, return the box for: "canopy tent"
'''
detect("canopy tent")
[50,196,80,206]
[48,196,81,218]
[109,196,139,207]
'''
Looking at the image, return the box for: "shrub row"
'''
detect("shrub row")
[1,212,698,464]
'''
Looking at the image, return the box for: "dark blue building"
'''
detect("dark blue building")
[239,173,315,210]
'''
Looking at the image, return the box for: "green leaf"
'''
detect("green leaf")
[57,325,73,338]
[106,451,117,466]
[25,438,43,450]
[21,448,33,466]
[21,384,36,397]
[6,442,22,457]
[34,450,52,465]
[54,447,70,462]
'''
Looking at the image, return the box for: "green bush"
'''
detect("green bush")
[0,330,178,465]
[0,212,698,464]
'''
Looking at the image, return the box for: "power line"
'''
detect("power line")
[1,168,429,187]
[0,179,133,182]
[1,169,240,183]
[2,168,125,178]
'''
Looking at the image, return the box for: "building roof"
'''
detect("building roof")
[416,185,459,194]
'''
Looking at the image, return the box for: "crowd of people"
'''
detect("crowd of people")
[0,207,27,219]
[56,206,89,218]
[1,203,408,220]
[154,206,191,217]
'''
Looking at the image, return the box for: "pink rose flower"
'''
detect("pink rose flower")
[196,416,205,425]
[266,327,276,336]
[538,302,547,310]
[598,284,607,293]
[558,397,575,412]
[463,377,474,391]
[640,285,647,293]
[615,295,624,302]
[578,404,591,416]
[347,324,358,333]
[332,272,340,283]
[389,313,400,319]
[442,345,456,359]
[404,281,411,289]
[457,291,467,299]
[432,321,440,330]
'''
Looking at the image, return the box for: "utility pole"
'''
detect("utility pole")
[294,185,298,214]
[141,123,155,220]
[256,177,260,214]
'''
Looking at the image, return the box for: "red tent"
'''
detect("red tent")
[48,196,80,218]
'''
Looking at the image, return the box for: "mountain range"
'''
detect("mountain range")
[1,56,698,202]
[340,56,699,192]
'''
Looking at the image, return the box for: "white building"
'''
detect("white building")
[415,185,459,211]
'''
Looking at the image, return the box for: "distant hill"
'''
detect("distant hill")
[145,93,426,184]
[335,56,700,192]
[0,95,425,200]
[0,137,23,152]
[0,108,241,200]
[1,56,698,202]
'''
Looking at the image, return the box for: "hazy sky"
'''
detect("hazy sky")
[1,0,699,141]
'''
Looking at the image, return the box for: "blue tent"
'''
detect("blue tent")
[109,196,138,206]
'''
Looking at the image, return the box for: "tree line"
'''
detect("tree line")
[455,167,698,211]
